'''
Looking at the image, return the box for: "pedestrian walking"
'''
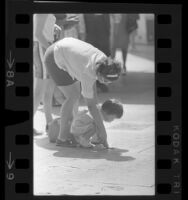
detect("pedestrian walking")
[127,14,140,51]
[110,14,130,75]
[33,14,61,135]
[83,14,111,92]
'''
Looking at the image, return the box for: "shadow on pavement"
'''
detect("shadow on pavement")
[53,148,135,162]
[35,136,135,162]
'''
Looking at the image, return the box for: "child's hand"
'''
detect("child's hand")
[98,134,109,148]
[102,140,109,148]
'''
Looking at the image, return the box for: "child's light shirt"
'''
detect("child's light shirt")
[71,110,97,148]
[71,110,94,136]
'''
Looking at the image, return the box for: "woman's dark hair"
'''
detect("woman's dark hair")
[96,57,122,81]
[101,99,124,119]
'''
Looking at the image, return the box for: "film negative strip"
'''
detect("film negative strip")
[4,0,182,199]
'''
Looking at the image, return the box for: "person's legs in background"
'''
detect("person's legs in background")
[43,78,56,132]
[111,46,116,60]
[33,77,46,115]
[33,41,47,135]
[129,30,137,51]
[122,48,128,75]
[33,41,44,115]
[95,43,111,93]
[33,77,46,135]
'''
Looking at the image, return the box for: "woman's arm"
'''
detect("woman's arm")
[85,83,109,148]
[86,99,108,148]
[34,14,50,49]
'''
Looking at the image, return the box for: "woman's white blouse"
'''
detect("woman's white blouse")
[54,37,107,99]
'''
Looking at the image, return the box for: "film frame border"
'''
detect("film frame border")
[4,1,182,200]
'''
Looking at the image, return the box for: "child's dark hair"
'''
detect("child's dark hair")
[101,99,123,119]
[96,57,122,81]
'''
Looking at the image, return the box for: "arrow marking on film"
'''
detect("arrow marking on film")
[6,51,15,69]
[6,152,14,170]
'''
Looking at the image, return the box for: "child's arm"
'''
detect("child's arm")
[70,110,90,136]
[87,100,108,148]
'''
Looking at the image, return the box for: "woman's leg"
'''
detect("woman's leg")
[72,97,80,118]
[57,81,81,141]
[53,86,65,106]
[43,78,56,126]
[43,43,80,142]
